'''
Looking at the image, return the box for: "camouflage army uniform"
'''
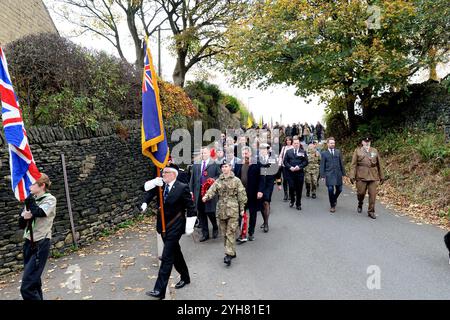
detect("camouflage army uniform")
[305,146,321,197]
[203,172,247,257]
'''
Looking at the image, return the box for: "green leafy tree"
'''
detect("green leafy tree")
[223,0,449,131]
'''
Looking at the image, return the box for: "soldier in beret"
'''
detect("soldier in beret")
[349,137,385,219]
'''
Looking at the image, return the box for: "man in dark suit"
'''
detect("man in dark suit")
[283,137,309,210]
[189,146,220,242]
[320,137,346,213]
[142,163,196,299]
[225,146,241,175]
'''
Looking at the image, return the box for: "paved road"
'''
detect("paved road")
[173,184,450,300]
[1,184,449,300]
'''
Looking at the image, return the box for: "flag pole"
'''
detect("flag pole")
[156,168,166,236]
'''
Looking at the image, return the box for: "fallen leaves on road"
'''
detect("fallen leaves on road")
[120,257,136,269]
[124,287,145,292]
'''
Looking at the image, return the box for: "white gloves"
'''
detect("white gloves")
[140,203,148,212]
[144,177,164,191]
[185,217,197,235]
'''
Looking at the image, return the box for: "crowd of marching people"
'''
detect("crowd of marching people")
[168,120,390,267]
[15,120,449,300]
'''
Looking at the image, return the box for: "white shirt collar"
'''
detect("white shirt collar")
[166,180,176,191]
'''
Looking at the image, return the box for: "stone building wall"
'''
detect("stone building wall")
[0,0,58,45]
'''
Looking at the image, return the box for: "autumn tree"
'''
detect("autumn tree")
[223,0,449,131]
[156,0,249,87]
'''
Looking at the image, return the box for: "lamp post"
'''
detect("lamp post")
[247,96,254,111]
[155,26,173,78]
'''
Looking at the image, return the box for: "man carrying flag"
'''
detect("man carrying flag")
[140,39,196,299]
[1,47,56,300]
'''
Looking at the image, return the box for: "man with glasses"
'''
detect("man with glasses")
[142,163,196,299]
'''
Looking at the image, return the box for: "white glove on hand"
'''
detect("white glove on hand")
[144,177,164,191]
[140,203,148,212]
[185,217,197,235]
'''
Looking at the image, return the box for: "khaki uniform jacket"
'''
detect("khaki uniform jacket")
[305,148,321,173]
[349,147,384,181]
[203,172,247,220]
[23,193,57,242]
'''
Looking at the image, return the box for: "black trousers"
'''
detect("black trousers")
[198,193,218,237]
[21,238,50,300]
[247,204,259,236]
[282,168,289,196]
[154,231,190,297]
[288,172,304,207]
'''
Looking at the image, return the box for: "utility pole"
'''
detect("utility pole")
[158,26,162,77]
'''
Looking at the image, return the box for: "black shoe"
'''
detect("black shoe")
[296,205,302,210]
[312,194,316,199]
[213,229,219,239]
[248,235,255,241]
[289,202,294,208]
[263,224,269,233]
[236,237,247,244]
[199,235,209,242]
[306,192,310,197]
[175,280,190,289]
[260,223,265,229]
[224,255,231,266]
[283,194,288,201]
[146,290,164,299]
[368,212,376,219]
[357,206,362,213]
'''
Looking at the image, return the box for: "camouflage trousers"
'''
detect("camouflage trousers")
[220,216,239,256]
[305,171,319,194]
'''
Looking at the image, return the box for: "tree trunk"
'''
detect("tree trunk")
[428,46,439,81]
[173,55,187,87]
[361,87,373,121]
[346,93,357,133]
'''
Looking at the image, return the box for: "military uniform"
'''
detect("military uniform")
[305,147,321,198]
[203,172,247,261]
[349,146,384,218]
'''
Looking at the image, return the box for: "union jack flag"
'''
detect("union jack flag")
[0,47,41,201]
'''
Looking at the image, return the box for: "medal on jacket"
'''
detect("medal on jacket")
[203,170,208,177]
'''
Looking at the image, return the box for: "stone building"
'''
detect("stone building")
[0,0,58,45]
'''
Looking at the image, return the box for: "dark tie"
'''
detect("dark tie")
[163,185,169,202]
[331,149,334,157]
[201,161,207,184]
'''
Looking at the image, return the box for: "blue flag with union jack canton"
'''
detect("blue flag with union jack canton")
[141,38,169,168]
[0,47,41,201]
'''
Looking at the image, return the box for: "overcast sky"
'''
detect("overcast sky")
[46,4,448,127]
